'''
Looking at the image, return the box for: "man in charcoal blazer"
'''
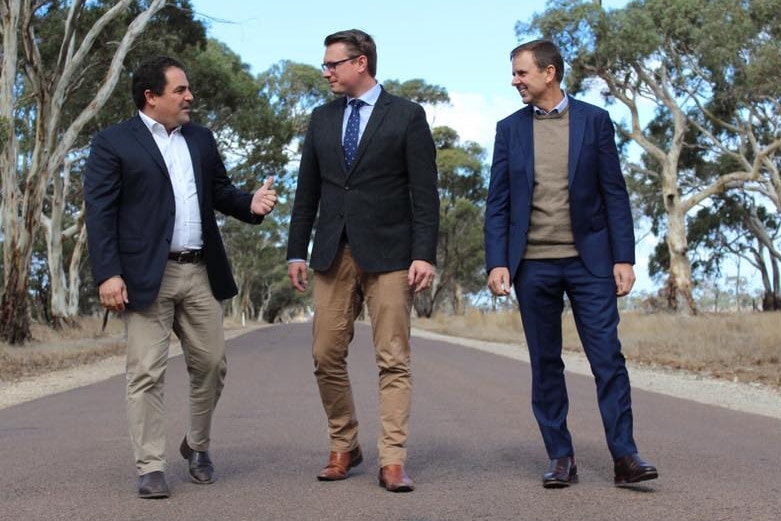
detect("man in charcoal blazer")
[287,29,439,492]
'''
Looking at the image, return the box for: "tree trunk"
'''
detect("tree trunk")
[0,251,32,343]
[662,167,697,315]
[451,282,465,316]
[0,0,166,344]
[45,159,84,329]
[413,290,434,318]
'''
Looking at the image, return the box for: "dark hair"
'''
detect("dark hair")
[324,29,377,77]
[510,39,564,83]
[131,56,187,110]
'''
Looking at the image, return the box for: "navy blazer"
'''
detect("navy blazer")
[85,116,261,310]
[484,96,635,280]
[287,88,439,273]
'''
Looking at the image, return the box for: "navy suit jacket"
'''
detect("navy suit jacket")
[85,115,261,310]
[484,96,635,280]
[287,88,439,272]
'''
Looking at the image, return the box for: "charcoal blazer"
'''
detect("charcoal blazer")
[287,88,439,273]
[484,96,635,280]
[85,116,262,310]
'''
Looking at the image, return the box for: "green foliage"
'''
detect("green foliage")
[430,127,487,313]
[258,61,332,138]
[383,79,450,105]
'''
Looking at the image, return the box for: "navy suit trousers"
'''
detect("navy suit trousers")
[515,257,638,460]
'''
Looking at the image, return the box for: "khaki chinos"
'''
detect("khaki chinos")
[124,259,225,475]
[312,243,414,467]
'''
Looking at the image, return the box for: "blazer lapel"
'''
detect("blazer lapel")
[129,116,168,177]
[325,99,349,174]
[181,125,204,207]
[346,88,391,180]
[568,97,585,186]
[516,107,535,192]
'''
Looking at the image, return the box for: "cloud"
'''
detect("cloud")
[425,91,521,155]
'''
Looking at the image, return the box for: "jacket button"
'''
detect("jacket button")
[344,186,350,191]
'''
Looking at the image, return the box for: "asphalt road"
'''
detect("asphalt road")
[1,323,779,521]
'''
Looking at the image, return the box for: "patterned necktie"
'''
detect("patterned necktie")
[342,99,366,170]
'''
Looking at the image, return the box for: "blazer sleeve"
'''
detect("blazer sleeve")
[286,110,322,261]
[84,131,123,286]
[203,129,262,225]
[406,103,439,264]
[484,121,511,272]
[596,113,635,264]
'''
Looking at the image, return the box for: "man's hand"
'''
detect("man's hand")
[251,176,277,216]
[614,263,636,297]
[408,260,435,293]
[288,261,309,293]
[99,275,128,312]
[487,267,511,297]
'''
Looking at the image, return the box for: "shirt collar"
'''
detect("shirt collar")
[346,82,382,107]
[138,110,181,135]
[534,91,569,115]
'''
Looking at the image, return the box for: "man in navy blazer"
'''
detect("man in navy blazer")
[484,40,657,488]
[85,56,277,498]
[287,29,439,492]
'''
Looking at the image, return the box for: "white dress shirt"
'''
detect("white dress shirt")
[139,111,203,252]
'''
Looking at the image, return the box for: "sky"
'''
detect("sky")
[186,0,668,291]
[188,0,631,155]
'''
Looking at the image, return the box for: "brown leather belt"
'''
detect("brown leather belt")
[168,250,204,263]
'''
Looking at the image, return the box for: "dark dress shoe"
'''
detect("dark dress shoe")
[378,464,415,492]
[317,446,363,481]
[614,453,658,486]
[180,437,215,484]
[138,471,170,499]
[543,456,577,488]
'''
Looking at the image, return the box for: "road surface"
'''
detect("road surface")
[1,323,778,520]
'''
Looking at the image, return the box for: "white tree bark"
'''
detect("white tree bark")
[0,0,167,343]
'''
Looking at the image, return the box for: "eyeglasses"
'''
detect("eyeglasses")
[320,55,360,73]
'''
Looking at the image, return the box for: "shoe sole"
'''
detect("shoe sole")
[138,491,170,499]
[378,480,414,492]
[614,470,659,486]
[543,475,578,489]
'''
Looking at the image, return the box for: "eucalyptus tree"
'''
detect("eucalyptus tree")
[415,126,486,317]
[0,0,169,343]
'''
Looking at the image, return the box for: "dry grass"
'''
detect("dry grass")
[0,316,247,382]
[0,317,126,381]
[413,309,781,389]
[3,312,779,389]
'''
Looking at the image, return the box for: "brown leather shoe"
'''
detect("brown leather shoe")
[378,464,415,492]
[317,446,363,481]
[543,456,577,488]
[614,453,658,486]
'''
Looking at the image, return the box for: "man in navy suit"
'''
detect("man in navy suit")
[287,29,439,492]
[85,56,277,498]
[484,40,657,488]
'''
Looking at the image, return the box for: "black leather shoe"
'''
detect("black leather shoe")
[180,437,215,484]
[614,453,658,486]
[138,471,170,499]
[543,456,577,488]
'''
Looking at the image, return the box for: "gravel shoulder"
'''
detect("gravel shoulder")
[1,325,779,420]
